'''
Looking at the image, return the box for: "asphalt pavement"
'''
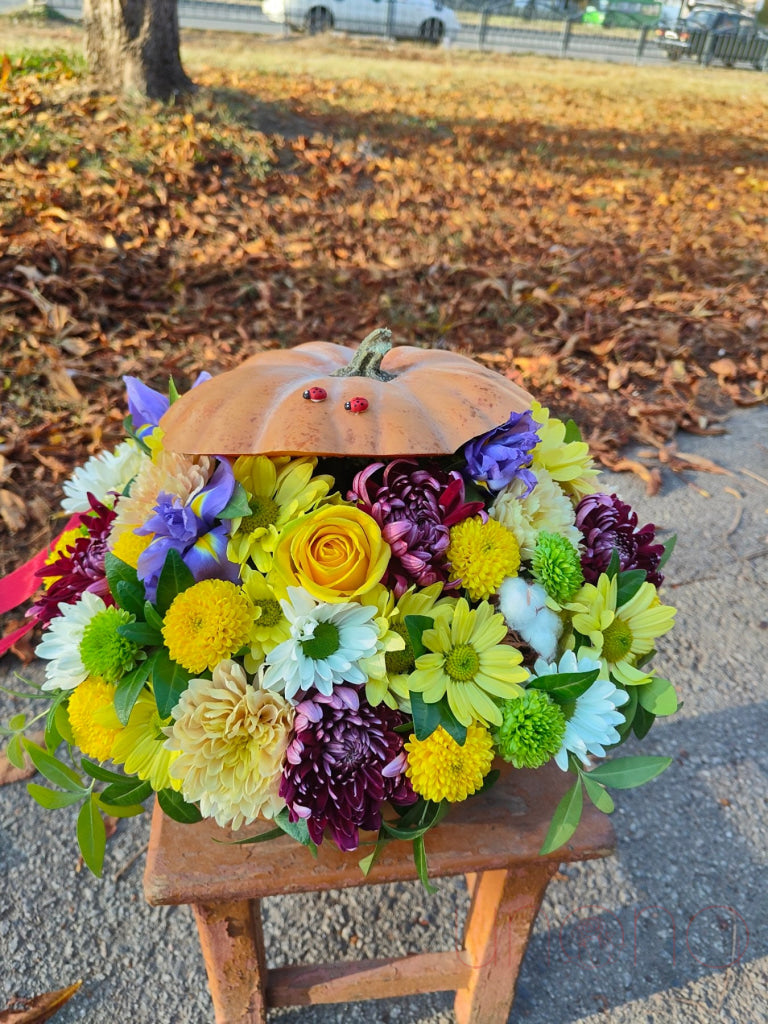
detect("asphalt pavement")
[1,403,767,1024]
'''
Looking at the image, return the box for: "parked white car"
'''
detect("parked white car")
[261,0,461,43]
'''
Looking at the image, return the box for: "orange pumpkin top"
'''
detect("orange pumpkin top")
[159,329,534,458]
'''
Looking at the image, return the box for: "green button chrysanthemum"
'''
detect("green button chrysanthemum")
[531,531,584,605]
[493,689,566,769]
[79,606,141,683]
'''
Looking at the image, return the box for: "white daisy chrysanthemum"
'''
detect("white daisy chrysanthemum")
[498,577,562,661]
[490,466,581,561]
[36,590,106,691]
[532,650,629,771]
[61,440,146,514]
[262,587,379,702]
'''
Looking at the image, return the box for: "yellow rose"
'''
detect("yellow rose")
[270,505,390,603]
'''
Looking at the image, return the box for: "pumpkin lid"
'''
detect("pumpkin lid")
[159,329,534,458]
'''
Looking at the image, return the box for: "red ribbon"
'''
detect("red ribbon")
[0,515,82,655]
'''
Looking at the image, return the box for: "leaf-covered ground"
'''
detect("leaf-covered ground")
[1,28,767,580]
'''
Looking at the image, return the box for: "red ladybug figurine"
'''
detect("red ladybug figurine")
[302,387,327,402]
[344,397,369,413]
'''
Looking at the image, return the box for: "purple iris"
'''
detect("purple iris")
[462,410,540,495]
[136,460,238,601]
[124,372,212,439]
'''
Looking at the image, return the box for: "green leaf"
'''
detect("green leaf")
[616,570,647,606]
[587,755,672,790]
[116,579,146,619]
[359,833,389,877]
[157,787,203,824]
[114,653,157,725]
[632,703,656,739]
[46,697,73,750]
[116,621,163,646]
[637,677,678,717]
[8,713,25,731]
[168,376,180,404]
[105,553,141,600]
[476,768,500,795]
[540,779,583,855]
[155,549,195,616]
[152,650,191,718]
[218,482,252,520]
[529,668,599,704]
[381,799,448,841]
[605,549,621,580]
[581,773,615,814]
[275,808,318,856]
[563,418,582,444]
[22,740,88,793]
[77,794,106,877]
[658,533,677,569]
[27,783,85,810]
[403,614,434,660]
[81,759,132,783]
[613,686,638,743]
[144,601,165,632]
[409,691,441,742]
[96,800,145,818]
[5,733,25,770]
[437,701,467,746]
[100,778,153,806]
[221,825,286,847]
[413,834,437,894]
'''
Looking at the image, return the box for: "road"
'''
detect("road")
[0,0,680,66]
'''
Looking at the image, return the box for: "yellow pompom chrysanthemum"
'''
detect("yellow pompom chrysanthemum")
[67,676,123,762]
[447,516,520,601]
[162,579,253,674]
[405,724,494,803]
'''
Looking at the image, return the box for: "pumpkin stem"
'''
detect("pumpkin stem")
[330,328,396,382]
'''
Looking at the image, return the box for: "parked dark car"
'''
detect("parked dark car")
[655,8,768,68]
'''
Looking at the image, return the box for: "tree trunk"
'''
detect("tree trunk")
[82,0,193,101]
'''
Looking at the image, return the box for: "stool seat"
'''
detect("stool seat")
[144,761,614,1023]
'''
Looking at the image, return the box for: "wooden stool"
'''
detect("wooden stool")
[144,762,614,1023]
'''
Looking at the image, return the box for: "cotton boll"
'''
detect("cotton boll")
[499,577,545,631]
[525,608,563,661]
[499,577,562,661]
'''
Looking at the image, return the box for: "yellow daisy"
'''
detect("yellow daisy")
[240,566,291,673]
[408,598,528,727]
[227,455,334,573]
[568,573,676,686]
[360,583,457,710]
[110,690,181,792]
[405,724,494,803]
[530,401,600,501]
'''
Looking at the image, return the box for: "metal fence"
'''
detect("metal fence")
[14,0,766,70]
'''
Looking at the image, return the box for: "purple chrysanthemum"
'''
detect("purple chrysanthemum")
[29,494,116,626]
[279,686,416,852]
[462,410,540,495]
[575,492,665,587]
[348,460,485,598]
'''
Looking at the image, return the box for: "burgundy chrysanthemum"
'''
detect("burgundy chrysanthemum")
[348,459,485,598]
[575,492,665,587]
[29,494,117,626]
[279,687,416,852]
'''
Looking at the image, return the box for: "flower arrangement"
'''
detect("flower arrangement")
[1,333,678,885]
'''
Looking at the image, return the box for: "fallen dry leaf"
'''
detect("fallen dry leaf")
[0,981,82,1023]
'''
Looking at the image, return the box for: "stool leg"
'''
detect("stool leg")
[454,862,558,1024]
[192,899,268,1024]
